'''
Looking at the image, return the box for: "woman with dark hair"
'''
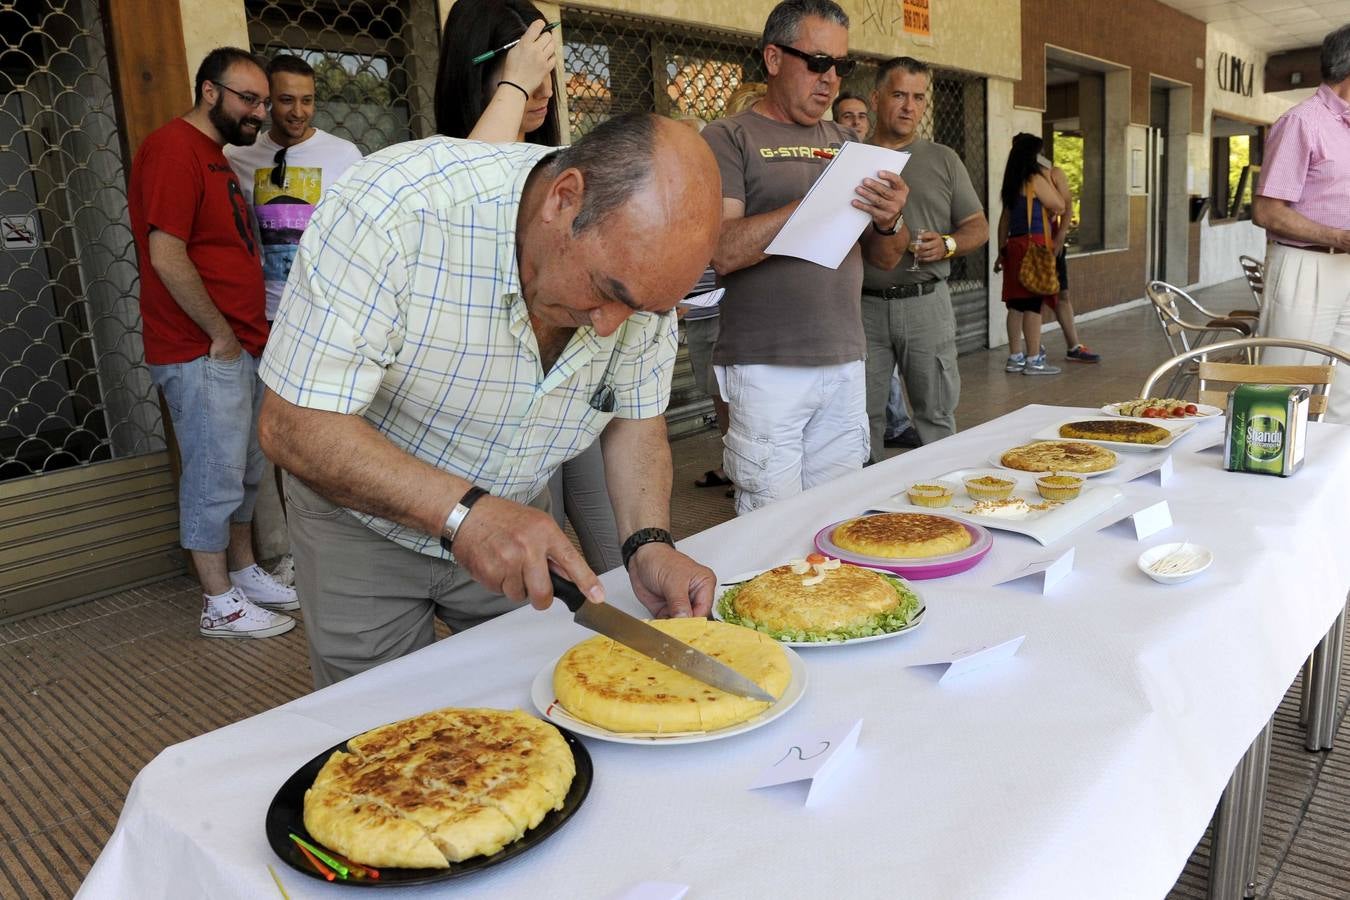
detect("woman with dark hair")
[994,132,1069,375]
[434,0,560,145]
[435,0,622,574]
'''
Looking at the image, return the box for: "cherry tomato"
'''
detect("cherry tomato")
[1185,404,1198,414]
[1171,407,1186,417]
[1143,408,1160,418]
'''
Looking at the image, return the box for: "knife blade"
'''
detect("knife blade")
[550,572,776,703]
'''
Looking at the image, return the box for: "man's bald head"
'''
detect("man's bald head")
[520,113,722,336]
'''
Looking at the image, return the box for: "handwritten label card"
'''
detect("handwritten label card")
[907,635,1027,684]
[1129,454,1174,485]
[749,719,862,806]
[1098,499,1173,541]
[995,548,1074,594]
[607,883,690,900]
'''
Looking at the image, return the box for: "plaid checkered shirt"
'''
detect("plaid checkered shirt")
[1257,83,1350,239]
[259,138,677,557]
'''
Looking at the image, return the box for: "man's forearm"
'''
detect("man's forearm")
[1253,196,1349,248]
[950,214,990,258]
[861,221,910,269]
[148,231,234,342]
[258,389,467,537]
[599,415,672,540]
[711,203,797,275]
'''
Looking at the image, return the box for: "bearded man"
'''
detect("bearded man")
[129,47,299,640]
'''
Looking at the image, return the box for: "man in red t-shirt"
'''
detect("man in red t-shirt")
[130,47,297,640]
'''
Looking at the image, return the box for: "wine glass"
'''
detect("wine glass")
[907,225,926,273]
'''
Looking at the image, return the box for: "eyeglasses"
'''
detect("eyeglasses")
[270,146,288,189]
[212,81,271,111]
[772,44,857,78]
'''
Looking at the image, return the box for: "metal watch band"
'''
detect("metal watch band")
[439,486,489,554]
[620,527,675,570]
[942,234,957,258]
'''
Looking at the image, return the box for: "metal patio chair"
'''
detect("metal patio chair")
[1238,254,1265,312]
[1144,281,1255,397]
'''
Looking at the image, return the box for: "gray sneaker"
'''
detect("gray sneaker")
[1005,353,1026,373]
[1023,352,1061,375]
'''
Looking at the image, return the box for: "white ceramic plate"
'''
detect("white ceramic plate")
[1101,401,1223,419]
[870,468,1125,546]
[531,647,806,746]
[1032,416,1198,452]
[711,565,926,647]
[989,442,1121,477]
[1138,541,1214,584]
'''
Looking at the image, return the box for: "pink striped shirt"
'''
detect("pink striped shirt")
[1257,83,1350,241]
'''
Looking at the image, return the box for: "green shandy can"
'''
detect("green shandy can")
[1223,384,1309,477]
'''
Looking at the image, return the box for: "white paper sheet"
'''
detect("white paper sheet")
[678,288,724,309]
[764,141,910,269]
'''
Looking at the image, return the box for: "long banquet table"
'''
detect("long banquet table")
[79,404,1350,900]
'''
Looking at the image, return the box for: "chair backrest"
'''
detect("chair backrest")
[1238,254,1264,308]
[1139,337,1350,422]
[1198,361,1334,416]
[1144,280,1249,356]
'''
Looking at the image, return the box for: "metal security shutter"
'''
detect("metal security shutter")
[0,0,181,620]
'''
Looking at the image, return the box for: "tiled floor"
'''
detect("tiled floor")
[7,280,1348,898]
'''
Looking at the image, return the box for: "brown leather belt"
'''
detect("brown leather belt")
[1276,241,1347,255]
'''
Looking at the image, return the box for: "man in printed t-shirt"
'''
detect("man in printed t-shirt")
[226,54,362,323]
[129,47,298,640]
[701,0,910,516]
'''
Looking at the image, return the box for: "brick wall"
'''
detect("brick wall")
[1065,196,1148,313]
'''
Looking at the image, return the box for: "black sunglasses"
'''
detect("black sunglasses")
[270,146,288,189]
[772,43,857,77]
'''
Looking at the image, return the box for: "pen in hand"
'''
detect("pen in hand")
[472,20,561,65]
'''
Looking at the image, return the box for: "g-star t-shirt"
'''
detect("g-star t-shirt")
[701,109,865,367]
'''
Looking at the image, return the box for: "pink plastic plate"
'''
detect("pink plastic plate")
[813,514,993,580]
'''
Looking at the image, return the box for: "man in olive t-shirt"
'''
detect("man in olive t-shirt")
[862,56,988,455]
[701,0,909,515]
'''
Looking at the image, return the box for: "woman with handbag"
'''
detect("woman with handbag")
[993,133,1069,375]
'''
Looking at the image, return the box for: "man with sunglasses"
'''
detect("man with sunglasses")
[225,55,362,326]
[701,0,910,516]
[129,47,298,640]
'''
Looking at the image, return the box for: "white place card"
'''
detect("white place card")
[1098,499,1173,541]
[994,548,1074,594]
[607,882,690,900]
[749,718,863,806]
[1129,454,1173,485]
[908,635,1027,684]
[1191,432,1226,454]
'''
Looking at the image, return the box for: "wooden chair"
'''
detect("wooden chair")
[1238,254,1265,311]
[1138,336,1346,420]
[1144,281,1255,397]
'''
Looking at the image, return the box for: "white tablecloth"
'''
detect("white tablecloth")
[79,405,1350,900]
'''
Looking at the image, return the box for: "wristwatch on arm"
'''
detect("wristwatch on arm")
[439,485,489,555]
[621,527,675,570]
[873,213,903,236]
[941,234,957,259]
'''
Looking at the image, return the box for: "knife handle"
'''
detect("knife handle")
[550,571,587,612]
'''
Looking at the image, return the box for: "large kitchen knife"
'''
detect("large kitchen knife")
[550,572,776,703]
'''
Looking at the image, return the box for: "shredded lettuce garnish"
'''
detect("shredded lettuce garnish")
[716,574,922,643]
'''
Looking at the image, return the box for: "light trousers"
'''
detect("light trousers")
[717,360,869,516]
[548,441,622,573]
[1260,242,1350,424]
[285,473,542,688]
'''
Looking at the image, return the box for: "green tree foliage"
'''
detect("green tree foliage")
[1052,131,1084,245]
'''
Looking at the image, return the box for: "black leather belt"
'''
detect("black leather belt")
[1276,241,1346,255]
[862,282,938,300]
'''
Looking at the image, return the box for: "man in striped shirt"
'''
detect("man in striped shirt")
[258,114,724,686]
[1253,24,1350,423]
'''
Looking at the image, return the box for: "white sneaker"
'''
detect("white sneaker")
[1023,352,1061,376]
[200,587,295,639]
[271,554,296,587]
[229,564,300,610]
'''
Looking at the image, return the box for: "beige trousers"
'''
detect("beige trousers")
[1259,243,1350,424]
[284,473,540,688]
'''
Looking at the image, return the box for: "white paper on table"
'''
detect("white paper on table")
[749,718,862,806]
[908,635,1027,684]
[1192,431,1226,454]
[1098,499,1173,540]
[1129,455,1174,485]
[995,547,1074,594]
[764,141,910,269]
[678,287,725,309]
[606,882,691,900]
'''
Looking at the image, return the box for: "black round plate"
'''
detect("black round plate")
[264,723,593,887]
